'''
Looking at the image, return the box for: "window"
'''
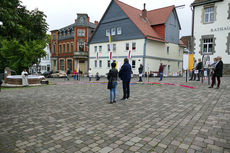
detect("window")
[71,43,73,52]
[52,43,56,53]
[94,60,97,68]
[203,38,213,53]
[94,46,97,52]
[52,34,56,40]
[111,28,116,35]
[67,43,69,52]
[168,65,170,73]
[107,44,111,52]
[42,66,46,71]
[60,60,64,71]
[167,46,169,54]
[227,33,230,54]
[67,59,72,71]
[99,60,102,68]
[78,42,85,51]
[78,29,85,37]
[132,42,136,51]
[228,3,230,19]
[117,27,122,35]
[204,7,214,23]
[113,44,116,52]
[107,60,111,68]
[126,43,129,51]
[63,44,65,53]
[99,46,102,52]
[106,29,110,36]
[200,35,215,55]
[132,60,136,69]
[59,45,62,53]
[178,62,180,69]
[178,48,181,56]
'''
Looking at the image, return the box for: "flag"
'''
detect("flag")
[96,51,99,59]
[128,50,131,59]
[108,34,112,59]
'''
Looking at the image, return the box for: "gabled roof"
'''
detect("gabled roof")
[115,0,179,42]
[191,0,223,6]
[147,5,174,26]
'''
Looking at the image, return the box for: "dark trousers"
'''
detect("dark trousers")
[122,81,130,99]
[190,70,196,80]
[211,76,220,87]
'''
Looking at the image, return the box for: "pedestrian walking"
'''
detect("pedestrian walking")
[159,63,164,81]
[73,70,77,80]
[107,62,118,104]
[66,69,71,80]
[209,56,223,89]
[88,68,92,81]
[138,64,143,82]
[209,58,217,87]
[119,58,132,100]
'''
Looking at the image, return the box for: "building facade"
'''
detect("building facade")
[89,0,184,76]
[192,0,230,74]
[50,14,97,74]
[29,45,51,74]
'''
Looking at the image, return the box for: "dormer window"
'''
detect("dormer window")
[111,28,116,35]
[106,29,110,36]
[117,27,122,35]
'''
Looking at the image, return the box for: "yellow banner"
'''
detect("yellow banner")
[188,54,194,71]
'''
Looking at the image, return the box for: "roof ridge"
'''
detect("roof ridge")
[147,5,174,13]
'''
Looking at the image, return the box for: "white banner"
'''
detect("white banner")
[183,54,189,70]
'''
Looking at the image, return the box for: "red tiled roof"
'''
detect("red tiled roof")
[147,5,174,26]
[115,0,176,42]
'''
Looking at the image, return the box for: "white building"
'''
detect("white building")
[29,45,51,74]
[192,0,230,74]
[89,0,184,76]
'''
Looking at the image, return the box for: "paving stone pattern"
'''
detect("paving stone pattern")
[0,77,230,153]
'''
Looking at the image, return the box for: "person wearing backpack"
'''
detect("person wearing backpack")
[107,62,118,104]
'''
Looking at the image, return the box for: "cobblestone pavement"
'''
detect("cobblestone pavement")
[0,77,230,153]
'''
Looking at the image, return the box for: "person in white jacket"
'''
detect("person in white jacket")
[21,69,29,86]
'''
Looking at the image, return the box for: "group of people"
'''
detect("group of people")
[107,58,132,104]
[189,56,223,89]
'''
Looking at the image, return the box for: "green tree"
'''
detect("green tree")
[0,0,49,74]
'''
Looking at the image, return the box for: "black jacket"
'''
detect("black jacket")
[108,68,118,82]
[196,62,203,70]
[214,60,223,77]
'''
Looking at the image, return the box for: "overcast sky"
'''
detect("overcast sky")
[21,0,194,37]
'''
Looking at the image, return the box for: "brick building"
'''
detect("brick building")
[50,14,97,74]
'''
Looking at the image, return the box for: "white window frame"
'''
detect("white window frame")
[117,27,122,35]
[78,42,85,51]
[99,60,102,68]
[111,28,116,36]
[107,60,111,68]
[94,60,97,68]
[204,7,214,23]
[99,46,102,52]
[203,38,213,53]
[132,60,136,69]
[132,42,136,51]
[106,29,110,36]
[107,44,111,52]
[78,29,85,37]
[94,46,97,53]
[167,46,169,54]
[113,44,116,52]
[126,43,129,51]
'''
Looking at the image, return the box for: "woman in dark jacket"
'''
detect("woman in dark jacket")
[108,62,118,103]
[209,56,223,89]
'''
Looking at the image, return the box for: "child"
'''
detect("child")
[107,62,118,103]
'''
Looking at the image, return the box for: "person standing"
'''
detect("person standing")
[119,58,132,100]
[209,56,223,89]
[66,68,71,80]
[189,59,197,81]
[138,64,143,82]
[196,58,203,81]
[88,68,92,81]
[73,69,77,80]
[21,69,29,86]
[159,63,164,81]
[209,58,217,87]
[107,62,118,103]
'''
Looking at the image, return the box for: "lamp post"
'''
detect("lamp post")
[0,21,3,26]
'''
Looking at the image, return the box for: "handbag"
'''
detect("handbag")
[107,81,113,89]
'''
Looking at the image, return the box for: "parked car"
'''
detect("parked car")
[51,71,67,78]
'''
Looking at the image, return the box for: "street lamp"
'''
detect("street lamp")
[0,21,3,26]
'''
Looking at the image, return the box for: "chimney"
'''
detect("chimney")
[94,20,99,25]
[142,3,147,18]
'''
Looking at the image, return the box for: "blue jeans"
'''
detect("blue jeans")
[159,72,163,81]
[110,82,117,102]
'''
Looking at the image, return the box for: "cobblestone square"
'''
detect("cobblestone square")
[0,77,230,153]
